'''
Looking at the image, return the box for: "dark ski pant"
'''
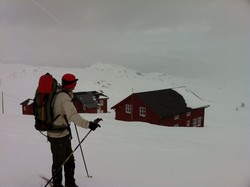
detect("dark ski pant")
[48,135,76,187]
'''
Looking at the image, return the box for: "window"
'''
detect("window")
[174,115,179,120]
[186,112,191,116]
[99,100,104,106]
[97,107,103,113]
[83,104,87,111]
[197,117,202,127]
[139,107,146,117]
[125,104,132,114]
[193,118,197,127]
[186,120,190,126]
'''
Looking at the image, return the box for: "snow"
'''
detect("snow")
[173,86,209,109]
[0,63,249,187]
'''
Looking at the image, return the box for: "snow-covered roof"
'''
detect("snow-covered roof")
[20,99,33,106]
[173,86,209,109]
[74,91,108,108]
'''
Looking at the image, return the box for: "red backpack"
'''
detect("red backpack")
[33,73,60,131]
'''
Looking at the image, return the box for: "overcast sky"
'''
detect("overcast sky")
[0,0,249,77]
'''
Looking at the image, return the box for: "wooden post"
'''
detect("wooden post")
[1,92,4,114]
[131,89,133,121]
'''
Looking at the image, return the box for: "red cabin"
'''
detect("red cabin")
[21,91,108,115]
[73,91,108,113]
[111,87,209,127]
[20,99,33,115]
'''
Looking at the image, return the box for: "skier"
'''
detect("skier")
[47,73,100,187]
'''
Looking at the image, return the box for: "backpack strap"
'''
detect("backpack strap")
[49,89,72,137]
[63,115,72,140]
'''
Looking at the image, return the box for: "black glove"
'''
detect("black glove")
[89,121,101,131]
[93,118,103,123]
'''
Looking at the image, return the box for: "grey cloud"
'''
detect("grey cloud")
[0,0,249,78]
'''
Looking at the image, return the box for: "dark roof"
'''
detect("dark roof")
[135,89,191,118]
[73,92,98,108]
[73,91,108,108]
[20,99,33,106]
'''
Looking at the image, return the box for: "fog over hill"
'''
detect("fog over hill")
[0,0,249,78]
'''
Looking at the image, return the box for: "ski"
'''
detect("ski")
[40,175,53,187]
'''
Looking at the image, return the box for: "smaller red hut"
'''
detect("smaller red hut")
[73,91,108,113]
[21,91,108,115]
[20,99,33,115]
[111,87,209,127]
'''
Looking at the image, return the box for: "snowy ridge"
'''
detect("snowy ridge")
[0,62,176,113]
[0,63,249,187]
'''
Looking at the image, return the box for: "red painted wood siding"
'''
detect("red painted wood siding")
[98,98,108,113]
[160,108,205,127]
[21,104,33,115]
[73,98,108,113]
[114,95,159,123]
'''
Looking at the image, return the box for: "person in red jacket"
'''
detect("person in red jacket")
[48,73,100,187]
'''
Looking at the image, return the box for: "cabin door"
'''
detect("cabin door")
[97,107,103,113]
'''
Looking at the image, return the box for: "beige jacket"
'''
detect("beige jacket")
[47,90,90,138]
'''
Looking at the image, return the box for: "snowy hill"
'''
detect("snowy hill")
[0,62,249,187]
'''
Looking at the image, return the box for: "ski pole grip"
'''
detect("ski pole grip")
[93,118,103,124]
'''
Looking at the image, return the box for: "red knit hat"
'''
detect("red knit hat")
[61,73,78,90]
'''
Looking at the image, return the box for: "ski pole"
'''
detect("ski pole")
[73,117,102,178]
[44,118,102,187]
[74,124,92,178]
[44,129,92,187]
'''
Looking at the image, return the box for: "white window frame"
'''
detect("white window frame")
[193,118,197,127]
[139,107,146,117]
[174,115,179,120]
[125,104,132,114]
[186,120,190,126]
[97,107,103,113]
[99,100,104,106]
[197,117,202,127]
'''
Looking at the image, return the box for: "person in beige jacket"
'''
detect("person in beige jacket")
[48,73,100,187]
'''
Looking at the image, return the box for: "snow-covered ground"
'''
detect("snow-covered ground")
[0,62,249,187]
